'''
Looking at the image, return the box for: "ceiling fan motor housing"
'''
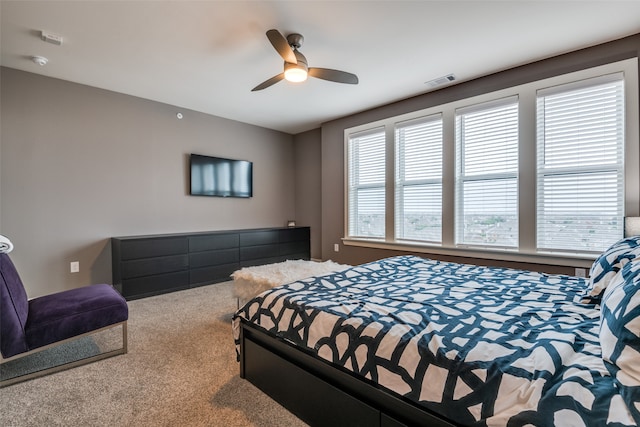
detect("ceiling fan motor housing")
[286,33,304,49]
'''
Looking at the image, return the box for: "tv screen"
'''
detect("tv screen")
[190,154,253,198]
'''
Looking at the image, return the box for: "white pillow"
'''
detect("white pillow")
[600,260,640,422]
[582,236,640,302]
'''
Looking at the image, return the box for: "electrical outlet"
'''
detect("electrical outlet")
[334,243,340,252]
[70,261,79,273]
[575,268,587,278]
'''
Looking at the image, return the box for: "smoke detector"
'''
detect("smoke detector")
[31,55,48,66]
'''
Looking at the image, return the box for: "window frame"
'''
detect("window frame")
[536,73,626,254]
[394,113,444,244]
[346,127,387,239]
[455,96,520,249]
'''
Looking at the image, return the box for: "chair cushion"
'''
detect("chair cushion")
[25,283,128,351]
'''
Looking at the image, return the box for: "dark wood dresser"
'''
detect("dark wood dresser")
[111,227,310,300]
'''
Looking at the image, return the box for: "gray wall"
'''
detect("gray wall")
[293,128,322,260]
[320,34,640,274]
[1,67,296,297]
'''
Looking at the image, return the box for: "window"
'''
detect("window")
[395,115,443,243]
[536,74,625,253]
[455,98,519,248]
[343,58,637,264]
[347,128,386,238]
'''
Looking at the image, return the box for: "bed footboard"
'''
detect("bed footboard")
[239,321,459,427]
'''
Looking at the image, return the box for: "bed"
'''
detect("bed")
[232,237,640,426]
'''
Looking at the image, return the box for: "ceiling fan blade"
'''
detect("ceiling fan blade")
[308,68,359,85]
[251,73,285,91]
[266,29,297,64]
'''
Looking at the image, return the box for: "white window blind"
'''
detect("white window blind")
[395,115,443,243]
[347,128,386,238]
[455,97,519,248]
[536,73,624,253]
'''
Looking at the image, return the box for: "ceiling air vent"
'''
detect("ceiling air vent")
[425,74,456,89]
[40,31,63,46]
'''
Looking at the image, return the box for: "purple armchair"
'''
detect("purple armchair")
[0,253,128,387]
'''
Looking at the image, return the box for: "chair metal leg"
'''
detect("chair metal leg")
[0,321,128,388]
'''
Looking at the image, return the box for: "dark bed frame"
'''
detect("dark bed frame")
[239,320,460,427]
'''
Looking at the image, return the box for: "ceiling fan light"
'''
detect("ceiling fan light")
[284,65,308,83]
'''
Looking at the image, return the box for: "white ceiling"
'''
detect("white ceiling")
[2,1,640,134]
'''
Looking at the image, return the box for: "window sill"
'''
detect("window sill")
[342,238,595,269]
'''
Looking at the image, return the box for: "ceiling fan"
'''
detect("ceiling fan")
[252,29,359,91]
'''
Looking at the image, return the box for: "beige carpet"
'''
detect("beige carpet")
[0,281,308,427]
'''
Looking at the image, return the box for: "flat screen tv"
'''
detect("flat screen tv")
[190,154,253,198]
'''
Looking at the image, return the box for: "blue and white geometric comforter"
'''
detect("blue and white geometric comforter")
[232,255,637,426]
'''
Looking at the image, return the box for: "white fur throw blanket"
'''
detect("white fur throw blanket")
[232,259,351,301]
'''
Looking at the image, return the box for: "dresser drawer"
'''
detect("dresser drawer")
[121,271,189,299]
[189,248,239,268]
[121,254,188,279]
[279,241,309,256]
[119,237,187,260]
[279,227,310,243]
[240,230,279,246]
[240,244,280,261]
[190,263,239,285]
[189,233,239,252]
